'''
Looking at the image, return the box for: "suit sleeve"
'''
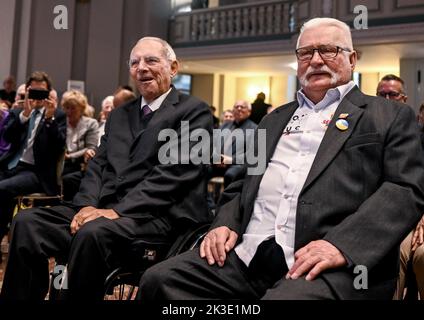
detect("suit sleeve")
[324,105,424,270]
[3,109,26,145]
[110,102,213,218]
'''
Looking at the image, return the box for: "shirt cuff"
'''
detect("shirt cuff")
[19,111,30,123]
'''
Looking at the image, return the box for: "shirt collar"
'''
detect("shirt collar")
[297,81,356,111]
[141,87,172,112]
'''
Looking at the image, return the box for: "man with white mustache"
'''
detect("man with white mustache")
[140,17,424,300]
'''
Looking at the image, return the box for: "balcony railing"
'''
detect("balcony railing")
[169,0,296,46]
[168,0,424,47]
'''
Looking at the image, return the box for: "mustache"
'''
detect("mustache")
[304,65,336,78]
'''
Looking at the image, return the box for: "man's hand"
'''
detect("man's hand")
[84,149,96,163]
[412,215,424,252]
[21,87,32,117]
[70,206,120,234]
[43,97,56,119]
[286,240,347,281]
[200,226,238,267]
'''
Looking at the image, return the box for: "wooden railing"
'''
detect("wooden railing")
[168,0,424,47]
[169,0,296,45]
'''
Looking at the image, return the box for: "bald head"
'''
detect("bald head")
[113,89,137,108]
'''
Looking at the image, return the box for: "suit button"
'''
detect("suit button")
[300,200,306,205]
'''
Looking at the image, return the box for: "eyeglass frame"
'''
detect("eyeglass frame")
[376,91,405,99]
[295,45,352,61]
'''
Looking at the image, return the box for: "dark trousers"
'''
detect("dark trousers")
[139,238,335,300]
[0,163,43,240]
[62,171,84,201]
[0,205,172,300]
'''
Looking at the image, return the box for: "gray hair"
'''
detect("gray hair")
[296,18,353,50]
[136,37,177,62]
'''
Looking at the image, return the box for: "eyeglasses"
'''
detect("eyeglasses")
[295,45,352,61]
[234,105,248,110]
[377,91,404,98]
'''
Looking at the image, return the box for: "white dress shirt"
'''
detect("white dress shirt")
[235,81,356,269]
[141,87,172,112]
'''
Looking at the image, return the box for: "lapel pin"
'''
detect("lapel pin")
[338,113,349,119]
[336,119,349,131]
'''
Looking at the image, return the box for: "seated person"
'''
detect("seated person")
[0,71,66,244]
[0,76,17,109]
[0,103,10,156]
[395,215,424,299]
[221,109,234,125]
[139,18,424,301]
[0,37,213,301]
[375,75,424,299]
[211,100,257,187]
[97,95,114,144]
[61,90,99,201]
[113,88,137,108]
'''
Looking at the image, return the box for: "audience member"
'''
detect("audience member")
[376,74,407,103]
[11,84,26,109]
[249,92,271,124]
[0,37,213,300]
[97,95,114,144]
[61,90,99,201]
[0,76,17,108]
[376,75,424,300]
[0,105,10,157]
[211,100,257,188]
[139,17,424,300]
[221,109,234,124]
[0,71,66,244]
[113,88,136,108]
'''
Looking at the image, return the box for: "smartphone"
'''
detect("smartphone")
[28,89,49,100]
[19,93,25,100]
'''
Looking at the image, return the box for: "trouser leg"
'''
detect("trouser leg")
[65,216,172,300]
[0,206,75,300]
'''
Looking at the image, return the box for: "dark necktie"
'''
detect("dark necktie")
[139,105,154,130]
[8,109,39,169]
[142,105,152,117]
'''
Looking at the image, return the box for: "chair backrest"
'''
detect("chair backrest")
[56,149,66,193]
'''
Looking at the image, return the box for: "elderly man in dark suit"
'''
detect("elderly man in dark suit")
[0,37,213,300]
[139,18,424,300]
[213,100,257,187]
[0,71,66,246]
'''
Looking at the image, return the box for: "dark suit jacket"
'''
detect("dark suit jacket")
[0,107,67,195]
[73,88,214,231]
[212,86,424,299]
[249,100,271,124]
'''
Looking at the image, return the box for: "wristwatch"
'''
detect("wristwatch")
[44,116,55,123]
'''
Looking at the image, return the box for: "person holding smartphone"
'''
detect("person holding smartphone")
[0,71,66,245]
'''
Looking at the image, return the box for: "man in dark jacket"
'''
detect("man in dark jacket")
[0,71,66,244]
[0,37,213,300]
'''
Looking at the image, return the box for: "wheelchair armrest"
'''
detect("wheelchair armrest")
[124,239,172,269]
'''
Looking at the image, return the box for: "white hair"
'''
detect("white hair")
[296,18,353,50]
[234,100,252,110]
[135,37,177,62]
[101,96,114,109]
